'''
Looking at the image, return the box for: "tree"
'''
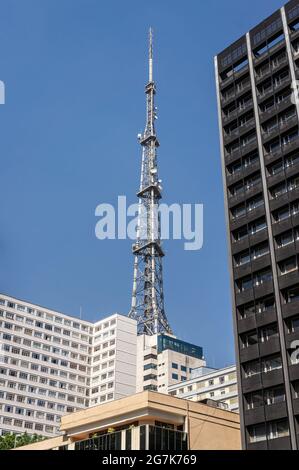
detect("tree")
[0,432,45,450]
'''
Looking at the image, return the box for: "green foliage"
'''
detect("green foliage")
[0,432,45,450]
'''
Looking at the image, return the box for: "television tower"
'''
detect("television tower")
[129,28,172,336]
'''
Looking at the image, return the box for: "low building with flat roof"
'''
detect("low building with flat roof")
[14,391,241,450]
[168,365,239,412]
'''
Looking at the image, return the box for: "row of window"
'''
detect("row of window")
[236,254,299,292]
[91,382,114,394]
[244,383,298,410]
[0,416,57,434]
[248,418,289,443]
[91,370,114,383]
[170,374,236,396]
[89,393,114,405]
[0,298,118,336]
[238,285,299,321]
[0,366,87,395]
[1,397,76,413]
[1,350,87,373]
[0,298,92,332]
[0,367,87,389]
[0,322,89,352]
[234,226,299,268]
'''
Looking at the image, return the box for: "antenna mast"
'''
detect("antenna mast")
[129,29,172,336]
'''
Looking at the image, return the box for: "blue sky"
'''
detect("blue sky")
[0,0,284,368]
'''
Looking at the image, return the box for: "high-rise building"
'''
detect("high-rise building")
[0,293,136,438]
[215,0,299,450]
[168,365,239,412]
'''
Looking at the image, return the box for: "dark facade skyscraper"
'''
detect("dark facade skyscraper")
[215,0,299,450]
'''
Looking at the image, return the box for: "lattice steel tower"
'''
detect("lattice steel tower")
[129,29,172,336]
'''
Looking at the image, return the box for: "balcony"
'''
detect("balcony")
[259,96,293,124]
[237,307,277,335]
[240,344,260,363]
[247,440,268,450]
[259,336,281,358]
[242,373,263,393]
[224,120,256,146]
[244,406,265,426]
[272,212,299,237]
[222,82,252,107]
[278,270,299,290]
[228,160,261,186]
[230,204,265,232]
[269,186,299,213]
[289,363,299,381]
[231,230,268,257]
[235,279,273,307]
[220,64,249,90]
[281,300,299,320]
[267,163,299,188]
[234,262,252,280]
[242,369,285,395]
[267,436,291,450]
[275,242,298,263]
[228,181,263,208]
[265,401,288,422]
[261,368,284,389]
[257,76,291,103]
[222,99,254,125]
[253,39,286,66]
[293,397,299,415]
[262,115,298,143]
[256,308,277,329]
[255,56,288,84]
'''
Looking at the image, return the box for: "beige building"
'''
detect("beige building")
[168,365,239,412]
[137,334,206,394]
[15,391,241,450]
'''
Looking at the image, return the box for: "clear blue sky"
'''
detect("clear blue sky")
[0,0,284,368]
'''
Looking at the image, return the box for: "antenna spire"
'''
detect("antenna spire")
[149,27,153,82]
[128,29,172,336]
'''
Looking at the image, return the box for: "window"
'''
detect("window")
[264,386,285,405]
[172,363,178,369]
[172,373,179,380]
[279,256,298,275]
[144,353,157,361]
[268,420,289,440]
[181,365,187,372]
[259,324,278,343]
[284,286,299,303]
[287,316,299,333]
[248,423,266,443]
[144,363,157,371]
[144,374,157,381]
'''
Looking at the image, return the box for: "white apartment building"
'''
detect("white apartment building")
[136,333,206,394]
[0,293,136,438]
[168,365,239,412]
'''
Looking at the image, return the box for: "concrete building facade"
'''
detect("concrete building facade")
[136,334,206,394]
[14,391,241,450]
[0,293,136,438]
[168,365,239,412]
[215,0,299,449]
